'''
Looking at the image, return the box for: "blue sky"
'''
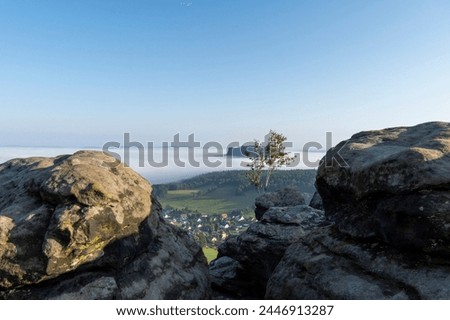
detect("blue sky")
[1,0,449,148]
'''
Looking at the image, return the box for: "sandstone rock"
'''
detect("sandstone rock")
[209,256,256,299]
[213,122,450,300]
[0,151,210,299]
[309,191,323,210]
[316,122,450,255]
[111,201,210,300]
[209,257,242,288]
[254,187,305,220]
[214,205,325,298]
[266,226,450,299]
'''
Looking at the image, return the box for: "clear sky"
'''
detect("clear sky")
[1,0,449,148]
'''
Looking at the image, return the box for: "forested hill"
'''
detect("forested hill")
[153,170,317,213]
[154,169,316,196]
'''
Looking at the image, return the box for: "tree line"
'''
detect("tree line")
[152,169,317,198]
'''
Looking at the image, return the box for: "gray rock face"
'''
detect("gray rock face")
[209,256,256,299]
[265,122,450,300]
[316,122,450,255]
[0,151,210,299]
[213,205,325,298]
[308,191,323,210]
[213,122,450,300]
[266,226,450,299]
[254,187,305,220]
[209,257,242,288]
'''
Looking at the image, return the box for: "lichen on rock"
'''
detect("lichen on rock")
[0,151,210,299]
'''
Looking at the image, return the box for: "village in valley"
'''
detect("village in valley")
[162,207,255,248]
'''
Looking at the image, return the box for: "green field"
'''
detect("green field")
[202,247,218,263]
[159,188,257,214]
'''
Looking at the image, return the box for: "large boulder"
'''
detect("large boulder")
[213,205,325,298]
[254,187,305,220]
[316,122,450,255]
[0,151,210,299]
[265,122,450,300]
[266,225,450,299]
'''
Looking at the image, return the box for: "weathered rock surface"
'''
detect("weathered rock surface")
[308,191,323,210]
[209,256,257,299]
[254,187,305,220]
[266,226,450,299]
[316,121,450,255]
[0,151,210,299]
[213,122,450,300]
[265,122,450,299]
[212,205,325,298]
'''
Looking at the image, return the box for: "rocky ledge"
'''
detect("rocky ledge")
[0,151,210,299]
[316,121,450,254]
[212,122,450,299]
